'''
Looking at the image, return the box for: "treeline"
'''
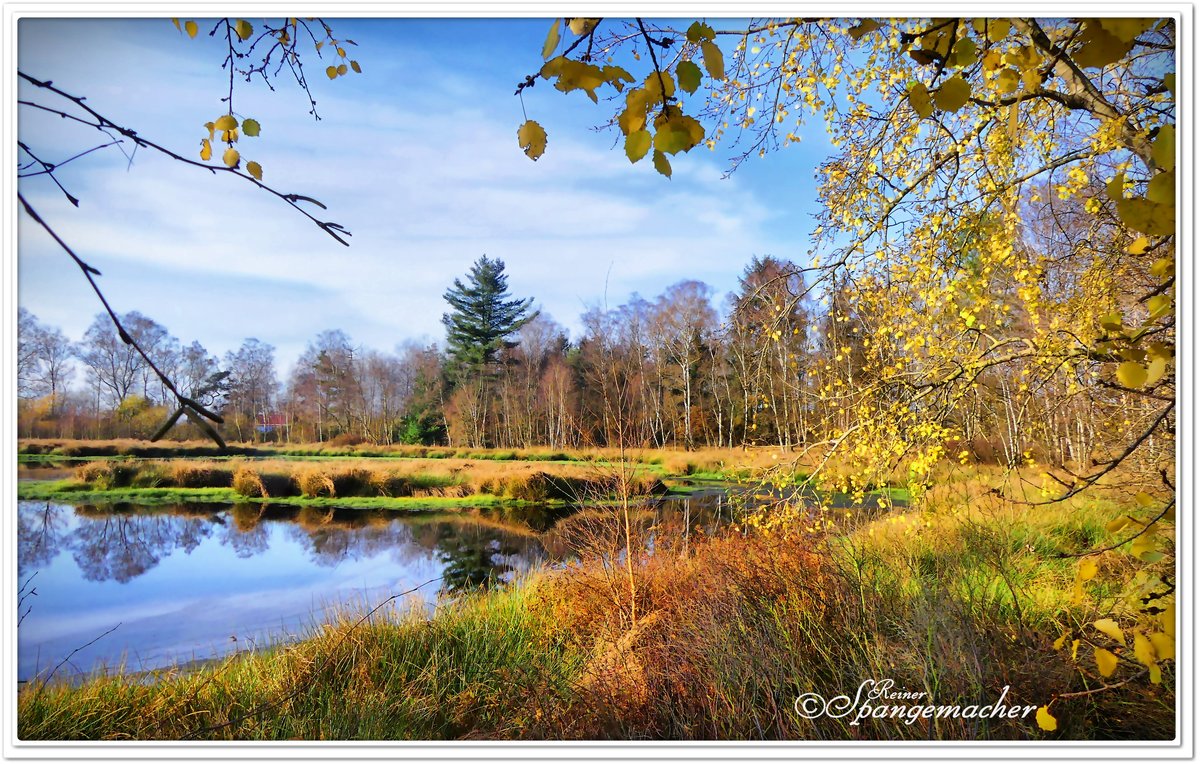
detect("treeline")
[17,249,1137,465]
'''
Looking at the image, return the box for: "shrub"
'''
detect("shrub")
[329,467,372,497]
[169,462,232,488]
[368,470,412,497]
[74,461,137,489]
[327,433,367,447]
[297,468,336,498]
[130,463,169,488]
[232,465,268,498]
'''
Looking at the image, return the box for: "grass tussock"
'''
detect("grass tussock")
[21,438,781,475]
[65,457,671,504]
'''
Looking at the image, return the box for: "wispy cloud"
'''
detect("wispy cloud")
[18,17,814,371]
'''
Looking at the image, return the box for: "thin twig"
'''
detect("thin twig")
[34,623,122,686]
[18,193,226,446]
[18,72,351,246]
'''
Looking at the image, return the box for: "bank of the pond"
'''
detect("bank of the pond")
[17,456,682,512]
[18,438,781,479]
[16,481,563,511]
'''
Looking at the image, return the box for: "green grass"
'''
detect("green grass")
[17,580,586,740]
[15,481,560,511]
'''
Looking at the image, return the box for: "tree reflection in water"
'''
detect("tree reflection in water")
[68,506,217,583]
[17,501,552,594]
[18,502,67,569]
[16,494,735,593]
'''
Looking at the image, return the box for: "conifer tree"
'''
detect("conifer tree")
[441,256,538,381]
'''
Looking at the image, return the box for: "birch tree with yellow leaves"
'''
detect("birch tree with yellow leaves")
[519,16,1177,718]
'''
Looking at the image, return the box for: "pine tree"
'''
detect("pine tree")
[441,256,538,381]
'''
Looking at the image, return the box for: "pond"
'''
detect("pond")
[16,491,736,684]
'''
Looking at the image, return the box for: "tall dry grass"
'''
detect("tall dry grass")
[70,457,671,502]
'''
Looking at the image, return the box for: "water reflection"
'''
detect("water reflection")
[15,500,559,681]
[15,491,736,682]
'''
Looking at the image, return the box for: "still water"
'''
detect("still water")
[16,493,732,683]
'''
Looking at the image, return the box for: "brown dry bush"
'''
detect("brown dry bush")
[367,469,413,497]
[524,530,827,738]
[296,468,337,498]
[74,461,137,489]
[169,462,232,488]
[328,467,372,497]
[231,465,269,498]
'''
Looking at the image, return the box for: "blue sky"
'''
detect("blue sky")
[17,17,831,370]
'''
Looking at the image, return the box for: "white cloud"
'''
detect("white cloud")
[18,18,807,371]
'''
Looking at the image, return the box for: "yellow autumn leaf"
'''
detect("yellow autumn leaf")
[222,147,240,167]
[1130,530,1161,562]
[1099,18,1155,42]
[1078,558,1098,581]
[184,20,198,39]
[932,75,971,112]
[1127,236,1150,255]
[1133,632,1156,666]
[241,118,261,137]
[517,119,548,161]
[542,19,561,59]
[1116,361,1147,389]
[1074,22,1132,69]
[700,40,724,80]
[1149,632,1174,660]
[1160,603,1175,636]
[234,19,253,41]
[1152,125,1175,171]
[326,65,338,79]
[246,161,263,181]
[1099,312,1123,331]
[1106,515,1133,533]
[948,38,978,68]
[652,149,672,178]
[337,63,348,75]
[1094,647,1119,677]
[1147,171,1175,205]
[199,138,212,161]
[214,114,238,131]
[1093,618,1126,645]
[677,60,702,94]
[568,18,598,36]
[1036,705,1057,732]
[908,82,933,118]
[848,19,879,40]
[1137,357,1166,386]
[625,129,651,163]
[996,69,1019,93]
[653,113,705,155]
[686,21,715,43]
[351,60,362,73]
